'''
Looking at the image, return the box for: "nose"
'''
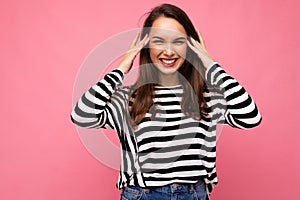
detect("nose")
[163,43,175,56]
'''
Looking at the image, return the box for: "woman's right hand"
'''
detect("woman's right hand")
[117,32,149,74]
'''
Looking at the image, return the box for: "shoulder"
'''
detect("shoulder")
[114,85,135,99]
[204,86,226,109]
[204,86,224,98]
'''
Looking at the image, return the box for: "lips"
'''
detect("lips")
[159,58,178,67]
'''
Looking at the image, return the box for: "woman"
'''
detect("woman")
[71,4,262,200]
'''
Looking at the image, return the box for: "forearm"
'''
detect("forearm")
[70,68,124,128]
[205,63,262,129]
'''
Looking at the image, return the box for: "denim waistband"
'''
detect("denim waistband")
[143,179,206,194]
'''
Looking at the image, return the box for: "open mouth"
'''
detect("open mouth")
[159,58,178,67]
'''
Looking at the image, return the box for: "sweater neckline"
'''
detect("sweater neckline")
[154,84,183,89]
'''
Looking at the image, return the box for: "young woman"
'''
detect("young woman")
[71,4,262,200]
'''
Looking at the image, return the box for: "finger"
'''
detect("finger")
[140,34,149,44]
[130,31,140,49]
[141,34,149,46]
[190,36,201,49]
[192,34,207,53]
[187,40,198,53]
[197,30,207,51]
[190,36,196,45]
[135,34,149,50]
[196,30,204,44]
[128,34,144,54]
[128,34,149,57]
[188,39,207,57]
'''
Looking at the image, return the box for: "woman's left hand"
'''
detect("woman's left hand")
[187,30,215,69]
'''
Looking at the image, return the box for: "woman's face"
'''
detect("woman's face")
[149,16,187,75]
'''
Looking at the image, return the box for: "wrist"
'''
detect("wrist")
[116,66,127,74]
[202,59,215,70]
[204,61,217,71]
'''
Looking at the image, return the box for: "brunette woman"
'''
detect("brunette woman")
[71,4,262,200]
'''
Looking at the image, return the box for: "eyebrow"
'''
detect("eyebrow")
[151,36,187,40]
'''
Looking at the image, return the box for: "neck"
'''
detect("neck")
[158,73,180,86]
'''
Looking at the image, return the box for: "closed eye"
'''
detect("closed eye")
[173,37,187,45]
[152,40,164,44]
[174,40,185,44]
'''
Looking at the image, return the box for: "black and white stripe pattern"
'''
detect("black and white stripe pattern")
[70,63,262,196]
[205,63,262,129]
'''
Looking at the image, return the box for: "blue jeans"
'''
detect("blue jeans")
[120,179,207,200]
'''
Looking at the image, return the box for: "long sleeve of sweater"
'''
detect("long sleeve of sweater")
[71,63,262,130]
[205,63,262,129]
[70,68,125,129]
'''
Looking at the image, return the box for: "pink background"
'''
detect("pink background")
[1,0,300,199]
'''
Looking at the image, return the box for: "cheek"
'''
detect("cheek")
[149,48,160,61]
[174,45,187,58]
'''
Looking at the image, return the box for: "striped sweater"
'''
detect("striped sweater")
[70,63,262,196]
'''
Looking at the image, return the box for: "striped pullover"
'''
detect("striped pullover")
[70,63,262,197]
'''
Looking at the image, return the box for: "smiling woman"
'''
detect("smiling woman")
[70,3,262,200]
[148,17,188,85]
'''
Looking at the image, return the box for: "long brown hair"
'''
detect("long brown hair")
[129,4,208,125]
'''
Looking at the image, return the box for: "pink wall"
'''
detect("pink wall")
[1,0,300,199]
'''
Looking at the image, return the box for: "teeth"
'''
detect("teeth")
[162,59,176,64]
